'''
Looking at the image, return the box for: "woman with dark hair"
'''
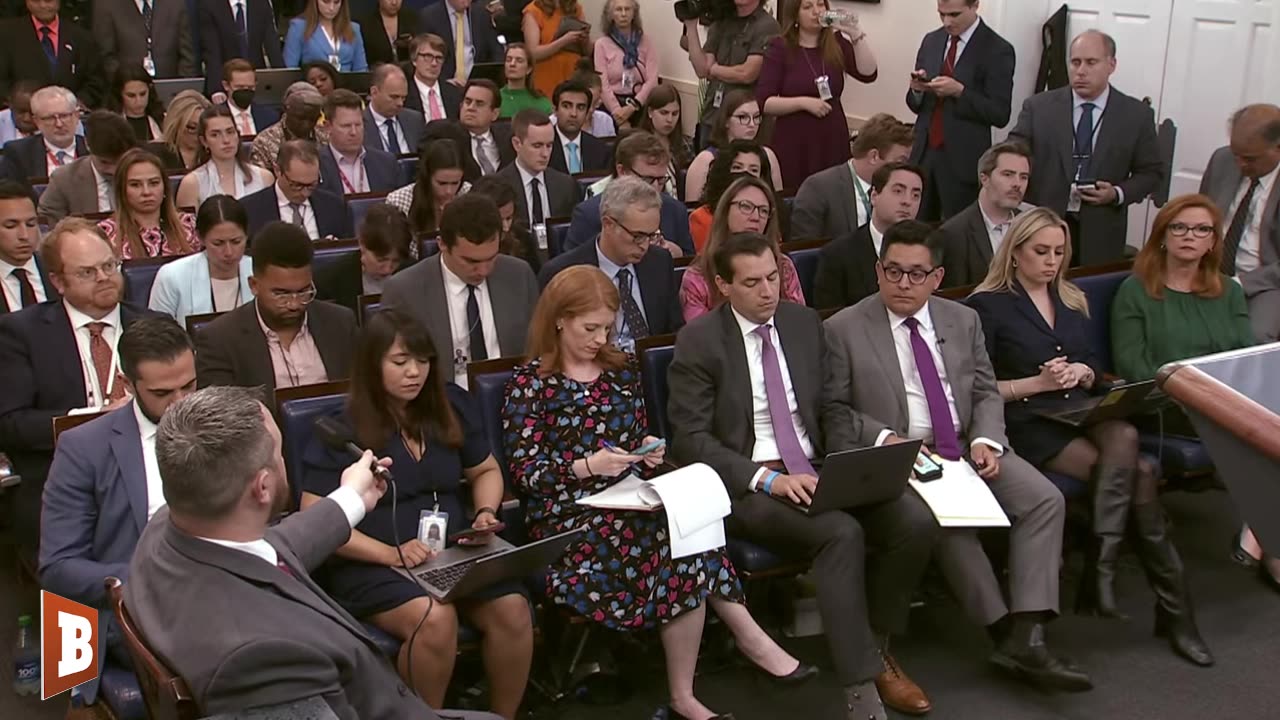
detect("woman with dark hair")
[302,61,341,97]
[148,194,253,325]
[99,149,199,260]
[759,0,877,187]
[386,139,470,236]
[469,174,544,272]
[176,105,275,209]
[639,84,693,185]
[108,65,165,142]
[302,310,533,720]
[284,0,369,71]
[358,0,418,66]
[420,119,482,182]
[522,0,591,98]
[503,266,813,720]
[684,90,783,203]
[499,43,554,118]
[688,140,772,252]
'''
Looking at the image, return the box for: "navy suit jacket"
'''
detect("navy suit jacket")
[363,107,426,155]
[563,191,695,256]
[3,134,89,181]
[215,102,280,135]
[0,14,106,108]
[549,130,614,175]
[240,185,353,240]
[317,145,403,194]
[404,76,463,120]
[538,239,684,336]
[200,0,284,92]
[0,255,59,313]
[418,1,503,81]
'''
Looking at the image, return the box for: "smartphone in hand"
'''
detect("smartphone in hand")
[450,522,506,546]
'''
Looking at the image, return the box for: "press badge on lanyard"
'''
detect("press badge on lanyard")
[142,53,156,77]
[533,223,548,250]
[621,68,636,94]
[419,510,448,553]
[815,75,833,101]
[713,87,724,108]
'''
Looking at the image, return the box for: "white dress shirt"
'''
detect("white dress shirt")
[329,144,370,194]
[946,17,982,64]
[415,76,447,122]
[130,400,167,521]
[445,2,476,78]
[369,107,408,154]
[1071,86,1125,204]
[1228,163,1279,275]
[198,486,367,566]
[594,241,648,351]
[0,257,47,310]
[868,219,886,257]
[90,161,113,212]
[979,203,1015,255]
[229,102,258,136]
[876,304,1002,454]
[849,165,872,229]
[471,130,500,174]
[515,161,551,226]
[730,308,816,491]
[44,138,77,177]
[65,301,123,409]
[275,184,319,239]
[440,259,499,388]
[555,126,583,173]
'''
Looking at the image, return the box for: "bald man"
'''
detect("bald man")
[1010,30,1163,266]
[1201,104,1280,341]
[364,64,425,156]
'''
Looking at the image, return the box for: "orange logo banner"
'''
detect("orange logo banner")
[40,591,99,700]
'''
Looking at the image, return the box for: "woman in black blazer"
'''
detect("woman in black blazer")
[359,0,419,66]
[967,207,1212,667]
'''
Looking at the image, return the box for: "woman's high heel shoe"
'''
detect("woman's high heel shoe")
[664,708,736,720]
[750,659,819,687]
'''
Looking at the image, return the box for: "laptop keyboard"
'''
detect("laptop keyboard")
[415,560,476,592]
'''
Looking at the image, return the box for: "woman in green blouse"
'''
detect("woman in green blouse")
[500,44,554,118]
[1110,193,1273,587]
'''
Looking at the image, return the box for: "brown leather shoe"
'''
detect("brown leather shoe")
[875,654,932,715]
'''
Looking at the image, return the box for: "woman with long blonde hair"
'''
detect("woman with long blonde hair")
[968,207,1213,666]
[152,91,211,171]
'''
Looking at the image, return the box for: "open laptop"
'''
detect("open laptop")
[469,62,505,85]
[153,78,205,106]
[399,529,582,602]
[1034,379,1165,427]
[256,69,306,105]
[338,71,373,96]
[775,439,923,515]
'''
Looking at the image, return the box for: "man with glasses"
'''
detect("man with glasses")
[317,90,401,195]
[195,221,358,395]
[2,86,87,183]
[243,140,352,240]
[824,220,1091,695]
[37,110,137,223]
[405,34,463,122]
[815,162,923,310]
[460,79,514,174]
[250,82,330,175]
[0,0,106,109]
[563,131,693,256]
[538,176,682,349]
[0,217,162,555]
[497,108,582,234]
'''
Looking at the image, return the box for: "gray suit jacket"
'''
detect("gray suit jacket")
[125,502,444,719]
[363,108,425,155]
[790,162,862,242]
[1200,145,1280,298]
[94,0,198,78]
[37,157,102,223]
[380,254,539,362]
[822,294,1007,451]
[1009,85,1163,265]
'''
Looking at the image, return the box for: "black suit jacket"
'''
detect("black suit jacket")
[938,202,997,289]
[0,255,59,313]
[358,9,418,66]
[496,163,581,226]
[537,239,684,336]
[314,252,414,313]
[404,76,463,121]
[199,0,284,93]
[317,145,403,195]
[240,185,353,241]
[0,15,106,107]
[906,20,1014,184]
[194,299,358,395]
[813,224,879,310]
[488,123,517,169]
[215,102,279,136]
[1035,4,1070,92]
[93,0,197,79]
[418,2,503,82]
[667,301,832,499]
[2,135,88,182]
[548,130,613,175]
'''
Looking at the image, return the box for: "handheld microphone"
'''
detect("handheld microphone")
[314,416,394,483]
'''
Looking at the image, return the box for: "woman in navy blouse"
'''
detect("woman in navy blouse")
[968,208,1212,666]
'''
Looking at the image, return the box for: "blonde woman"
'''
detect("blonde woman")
[151,91,212,171]
[967,207,1212,667]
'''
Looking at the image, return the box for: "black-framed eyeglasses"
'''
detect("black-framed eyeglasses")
[730,112,763,126]
[880,263,936,285]
[633,171,671,188]
[269,283,317,305]
[1167,222,1215,239]
[609,217,663,246]
[730,199,771,219]
[281,173,318,191]
[416,52,445,64]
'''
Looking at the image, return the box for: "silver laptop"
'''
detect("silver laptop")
[154,78,205,106]
[398,529,582,602]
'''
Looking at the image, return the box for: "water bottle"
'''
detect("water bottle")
[13,614,40,696]
[821,9,857,28]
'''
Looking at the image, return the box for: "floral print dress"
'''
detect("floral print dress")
[502,357,744,631]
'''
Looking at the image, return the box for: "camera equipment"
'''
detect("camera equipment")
[674,0,737,25]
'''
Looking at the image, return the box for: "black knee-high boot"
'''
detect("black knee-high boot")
[1132,502,1215,666]
[1085,465,1132,618]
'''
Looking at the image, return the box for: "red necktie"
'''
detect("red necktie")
[277,560,296,578]
[927,35,960,150]
[13,268,37,308]
[87,322,127,404]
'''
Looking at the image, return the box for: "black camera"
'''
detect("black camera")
[674,0,736,24]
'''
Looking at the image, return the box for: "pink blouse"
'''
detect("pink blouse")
[593,33,659,112]
[679,254,806,323]
[99,212,201,260]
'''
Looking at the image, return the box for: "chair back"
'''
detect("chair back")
[184,311,225,338]
[358,293,383,325]
[104,577,199,720]
[1075,271,1131,374]
[635,335,677,438]
[415,235,439,259]
[785,247,822,307]
[398,156,418,185]
[573,173,606,197]
[312,239,360,290]
[32,180,49,199]
[276,381,350,506]
[123,255,188,306]
[546,216,571,257]
[345,191,390,235]
[467,357,523,491]
[673,265,688,289]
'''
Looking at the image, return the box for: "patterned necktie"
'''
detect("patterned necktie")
[528,178,544,224]
[235,1,249,58]
[1222,178,1261,276]
[1074,102,1096,179]
[87,322,127,403]
[453,10,467,82]
[290,203,305,228]
[385,119,401,154]
[927,34,960,149]
[466,284,487,362]
[902,317,962,460]
[428,88,444,121]
[752,324,815,476]
[566,141,581,174]
[54,150,69,167]
[141,0,153,40]
[13,268,37,308]
[40,26,56,68]
[474,135,496,175]
[615,268,649,340]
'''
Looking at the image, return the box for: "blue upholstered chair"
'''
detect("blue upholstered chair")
[123,255,186,306]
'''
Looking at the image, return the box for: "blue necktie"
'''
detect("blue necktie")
[385,119,401,154]
[235,1,249,58]
[566,142,581,174]
[1073,102,1096,179]
[40,26,56,68]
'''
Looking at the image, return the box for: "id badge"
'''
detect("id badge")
[815,75,833,101]
[328,54,341,68]
[142,53,156,77]
[1067,185,1082,213]
[418,510,449,553]
[533,223,548,250]
[621,68,635,94]
[713,87,724,108]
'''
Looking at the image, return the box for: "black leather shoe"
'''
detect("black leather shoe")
[1154,605,1215,666]
[752,660,819,687]
[989,623,1093,692]
[665,708,735,720]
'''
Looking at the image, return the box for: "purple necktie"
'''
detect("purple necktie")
[753,325,815,476]
[902,317,962,460]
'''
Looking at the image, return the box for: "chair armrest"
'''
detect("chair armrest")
[0,453,20,489]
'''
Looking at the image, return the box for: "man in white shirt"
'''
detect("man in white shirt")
[37,110,138,223]
[939,140,1033,288]
[0,180,56,313]
[364,64,426,156]
[497,110,580,228]
[458,79,512,175]
[406,33,462,122]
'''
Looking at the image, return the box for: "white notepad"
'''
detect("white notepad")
[577,463,732,558]
[909,458,1011,528]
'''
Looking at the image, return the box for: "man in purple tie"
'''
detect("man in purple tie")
[668,231,939,720]
[823,219,1092,694]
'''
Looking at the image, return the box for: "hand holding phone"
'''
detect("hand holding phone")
[632,438,667,455]
[450,522,506,546]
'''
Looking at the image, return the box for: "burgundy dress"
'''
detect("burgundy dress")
[756,35,876,189]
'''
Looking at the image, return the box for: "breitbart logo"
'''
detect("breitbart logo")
[40,591,99,700]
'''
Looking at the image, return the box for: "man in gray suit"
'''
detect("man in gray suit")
[364,64,426,156]
[938,140,1033,288]
[93,0,197,79]
[382,193,538,389]
[1200,103,1280,341]
[126,386,500,719]
[824,220,1092,693]
[1009,30,1163,266]
[36,111,137,223]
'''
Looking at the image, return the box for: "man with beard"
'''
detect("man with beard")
[195,222,358,395]
[38,317,196,705]
[939,141,1034,288]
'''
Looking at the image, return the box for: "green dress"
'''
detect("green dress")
[1110,274,1256,381]
[499,87,554,118]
